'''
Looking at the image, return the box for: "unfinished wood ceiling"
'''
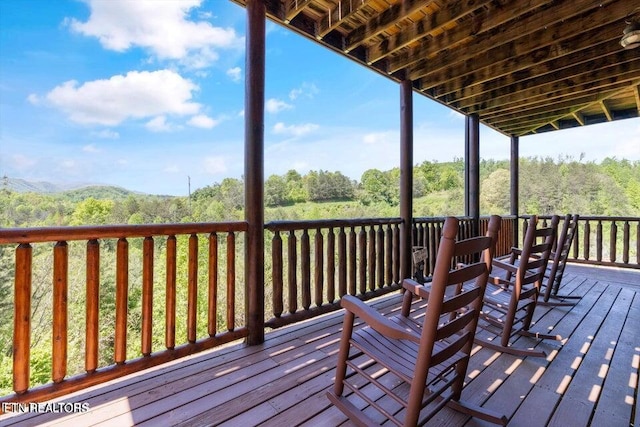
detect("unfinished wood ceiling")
[231,0,640,136]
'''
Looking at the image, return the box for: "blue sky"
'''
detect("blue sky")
[1,0,639,196]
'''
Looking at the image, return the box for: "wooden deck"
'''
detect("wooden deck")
[1,264,638,427]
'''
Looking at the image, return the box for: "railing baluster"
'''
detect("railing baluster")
[287,230,297,314]
[86,240,99,373]
[166,235,177,350]
[623,221,630,264]
[358,227,367,294]
[385,224,392,285]
[596,220,603,262]
[272,231,283,318]
[226,232,235,331]
[142,237,153,356]
[14,243,32,394]
[572,220,579,260]
[115,238,128,364]
[208,233,219,335]
[584,220,590,261]
[393,223,399,283]
[376,225,384,288]
[338,227,347,297]
[52,241,68,383]
[348,227,356,296]
[187,234,198,343]
[637,222,640,265]
[609,221,617,263]
[301,229,311,309]
[314,229,324,307]
[327,228,336,303]
[368,226,376,291]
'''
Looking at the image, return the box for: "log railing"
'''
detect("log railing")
[0,222,248,403]
[413,215,517,277]
[524,215,640,269]
[264,218,403,328]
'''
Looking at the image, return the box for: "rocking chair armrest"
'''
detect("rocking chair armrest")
[402,278,432,300]
[340,295,420,343]
[492,258,519,273]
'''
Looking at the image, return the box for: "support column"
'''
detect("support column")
[466,114,480,235]
[510,135,519,246]
[399,79,413,280]
[244,0,265,345]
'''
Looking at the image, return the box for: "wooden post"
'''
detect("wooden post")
[244,0,265,345]
[400,79,413,280]
[510,135,519,246]
[466,114,480,236]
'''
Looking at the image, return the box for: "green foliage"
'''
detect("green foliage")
[70,198,114,225]
[3,156,640,395]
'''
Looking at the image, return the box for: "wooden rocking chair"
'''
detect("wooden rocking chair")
[475,215,562,357]
[327,216,507,426]
[539,214,581,306]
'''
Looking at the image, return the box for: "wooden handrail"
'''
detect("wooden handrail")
[0,222,248,404]
[521,215,640,269]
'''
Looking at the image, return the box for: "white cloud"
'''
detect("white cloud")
[43,70,200,126]
[273,122,319,137]
[67,0,243,69]
[363,131,397,145]
[266,98,292,114]
[91,129,120,139]
[164,165,180,173]
[204,156,227,174]
[289,82,319,100]
[27,93,41,105]
[11,154,38,171]
[82,144,101,153]
[188,114,219,129]
[226,67,241,82]
[146,116,174,132]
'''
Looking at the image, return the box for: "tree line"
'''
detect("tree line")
[2,155,640,394]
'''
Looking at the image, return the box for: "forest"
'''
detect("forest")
[1,155,640,395]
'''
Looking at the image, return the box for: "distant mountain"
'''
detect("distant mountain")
[2,177,143,200]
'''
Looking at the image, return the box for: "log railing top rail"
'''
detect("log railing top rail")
[265,217,403,231]
[524,215,640,222]
[0,222,248,244]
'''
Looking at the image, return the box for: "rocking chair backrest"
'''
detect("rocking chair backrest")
[513,215,559,296]
[408,215,501,423]
[546,213,579,297]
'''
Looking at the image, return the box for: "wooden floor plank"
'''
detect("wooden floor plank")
[1,265,639,427]
[589,291,640,427]
[547,286,633,426]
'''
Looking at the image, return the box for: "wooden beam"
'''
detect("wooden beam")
[470,66,640,118]
[283,0,311,23]
[244,0,266,346]
[414,1,624,89]
[388,0,555,74]
[600,100,613,121]
[572,111,585,126]
[503,83,640,134]
[316,0,368,39]
[399,79,413,281]
[366,0,492,65]
[344,0,429,52]
[456,49,637,111]
[634,84,640,114]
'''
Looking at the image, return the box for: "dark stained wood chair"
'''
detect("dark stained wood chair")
[475,215,562,357]
[327,216,507,426]
[539,213,581,306]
